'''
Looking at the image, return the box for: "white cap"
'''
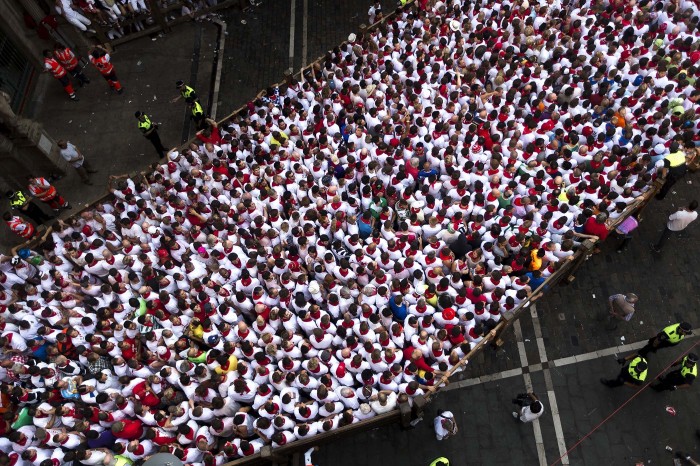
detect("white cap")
[654,143,665,154]
[348,33,357,42]
[168,151,179,161]
[411,200,425,209]
[148,226,158,235]
[421,88,431,99]
[449,19,460,32]
[308,281,320,294]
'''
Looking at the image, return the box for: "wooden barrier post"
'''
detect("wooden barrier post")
[149,1,170,34]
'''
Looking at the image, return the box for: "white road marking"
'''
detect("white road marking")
[530,306,569,465]
[514,319,548,466]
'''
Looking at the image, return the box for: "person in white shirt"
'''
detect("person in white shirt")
[57,140,97,184]
[512,392,545,423]
[651,200,698,252]
[433,410,458,440]
[368,391,397,415]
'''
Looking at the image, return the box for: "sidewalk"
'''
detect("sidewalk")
[0,20,218,252]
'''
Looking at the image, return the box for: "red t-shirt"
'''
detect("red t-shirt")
[115,419,144,440]
[584,217,610,241]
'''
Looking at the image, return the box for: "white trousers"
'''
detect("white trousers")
[64,11,92,31]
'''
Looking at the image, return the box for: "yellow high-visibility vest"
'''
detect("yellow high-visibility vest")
[628,356,648,382]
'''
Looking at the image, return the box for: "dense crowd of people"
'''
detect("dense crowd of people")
[2,0,699,463]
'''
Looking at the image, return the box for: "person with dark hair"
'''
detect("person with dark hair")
[655,142,687,200]
[600,356,648,388]
[88,45,123,94]
[134,111,167,159]
[42,49,78,101]
[53,43,90,86]
[652,353,698,392]
[651,200,698,252]
[512,392,546,422]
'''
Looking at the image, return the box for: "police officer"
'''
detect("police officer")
[134,111,167,159]
[655,141,687,200]
[189,100,206,130]
[652,353,698,392]
[5,190,53,224]
[600,355,648,388]
[637,322,693,357]
[429,457,450,466]
[171,80,198,104]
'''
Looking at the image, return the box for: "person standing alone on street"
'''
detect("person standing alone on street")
[42,49,78,101]
[57,140,97,184]
[89,45,123,94]
[605,293,638,330]
[53,43,90,87]
[512,392,545,422]
[651,200,698,252]
[433,410,458,441]
[135,111,167,159]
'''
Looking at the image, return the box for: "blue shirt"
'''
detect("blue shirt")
[524,272,546,290]
[389,295,407,321]
[88,429,117,449]
[357,218,373,239]
[418,168,438,180]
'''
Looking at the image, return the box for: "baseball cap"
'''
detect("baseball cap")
[680,322,693,333]
[687,353,698,363]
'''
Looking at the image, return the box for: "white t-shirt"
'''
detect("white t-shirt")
[59,142,83,167]
[519,401,545,423]
[434,411,457,440]
[667,209,698,232]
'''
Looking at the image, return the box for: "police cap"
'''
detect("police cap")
[688,353,698,363]
[134,111,143,118]
[176,80,185,88]
[680,322,693,334]
[634,361,648,372]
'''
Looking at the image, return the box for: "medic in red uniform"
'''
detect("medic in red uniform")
[89,45,123,94]
[53,43,90,86]
[42,49,78,101]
